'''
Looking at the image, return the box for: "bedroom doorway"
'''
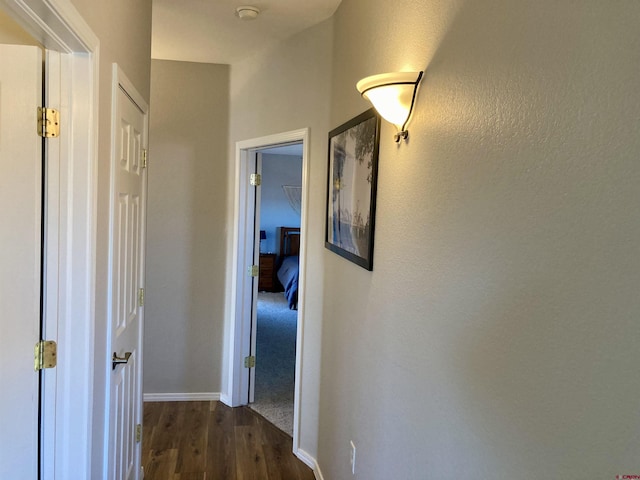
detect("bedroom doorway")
[228,129,310,452]
[251,145,303,436]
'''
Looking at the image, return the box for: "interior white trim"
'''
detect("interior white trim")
[292,131,311,459]
[0,1,99,479]
[294,447,316,470]
[314,464,325,480]
[2,0,99,52]
[295,448,324,480]
[143,393,221,402]
[112,63,148,114]
[226,128,310,457]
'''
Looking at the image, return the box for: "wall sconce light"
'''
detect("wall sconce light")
[356,71,423,143]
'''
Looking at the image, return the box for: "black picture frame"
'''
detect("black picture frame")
[325,108,381,271]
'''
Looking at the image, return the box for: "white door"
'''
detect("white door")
[108,78,148,480]
[248,153,262,403]
[0,44,43,479]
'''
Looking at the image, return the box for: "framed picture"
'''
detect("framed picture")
[325,108,381,271]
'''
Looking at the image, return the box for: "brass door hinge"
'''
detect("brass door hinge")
[247,265,259,277]
[34,340,57,371]
[37,107,60,138]
[142,149,148,169]
[138,288,145,307]
[244,356,256,368]
[135,424,142,443]
[249,173,261,186]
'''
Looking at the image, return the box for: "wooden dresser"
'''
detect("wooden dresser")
[258,253,277,291]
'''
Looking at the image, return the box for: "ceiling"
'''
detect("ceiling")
[151,0,342,66]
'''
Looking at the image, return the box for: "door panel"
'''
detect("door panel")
[248,154,262,404]
[109,83,147,480]
[0,44,43,479]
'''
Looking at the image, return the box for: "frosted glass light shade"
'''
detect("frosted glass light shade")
[356,71,423,141]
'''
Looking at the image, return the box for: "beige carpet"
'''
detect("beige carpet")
[250,292,297,436]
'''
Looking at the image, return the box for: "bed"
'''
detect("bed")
[276,226,300,310]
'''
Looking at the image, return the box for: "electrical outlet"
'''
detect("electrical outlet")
[350,441,356,475]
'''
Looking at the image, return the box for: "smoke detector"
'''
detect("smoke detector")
[236,6,260,20]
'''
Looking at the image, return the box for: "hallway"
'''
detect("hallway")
[142,401,314,479]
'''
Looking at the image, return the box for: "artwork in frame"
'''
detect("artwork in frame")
[325,108,381,271]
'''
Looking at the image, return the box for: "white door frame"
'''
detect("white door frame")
[0,1,98,478]
[225,128,310,454]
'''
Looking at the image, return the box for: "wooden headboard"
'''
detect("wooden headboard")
[278,227,300,258]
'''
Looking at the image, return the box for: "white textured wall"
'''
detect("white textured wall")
[145,60,229,395]
[225,19,333,458]
[319,0,640,478]
[0,9,39,44]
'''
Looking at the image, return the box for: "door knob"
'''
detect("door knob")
[112,351,132,370]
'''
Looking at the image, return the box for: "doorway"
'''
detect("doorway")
[0,1,98,478]
[227,128,309,453]
[251,144,303,435]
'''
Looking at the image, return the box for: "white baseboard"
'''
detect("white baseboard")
[295,448,324,480]
[143,392,221,402]
[219,393,232,407]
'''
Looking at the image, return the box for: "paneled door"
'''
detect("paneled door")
[0,44,43,479]
[107,70,148,480]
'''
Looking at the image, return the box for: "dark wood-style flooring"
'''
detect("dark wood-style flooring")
[142,401,315,480]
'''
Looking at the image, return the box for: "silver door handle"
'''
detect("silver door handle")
[112,351,132,370]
